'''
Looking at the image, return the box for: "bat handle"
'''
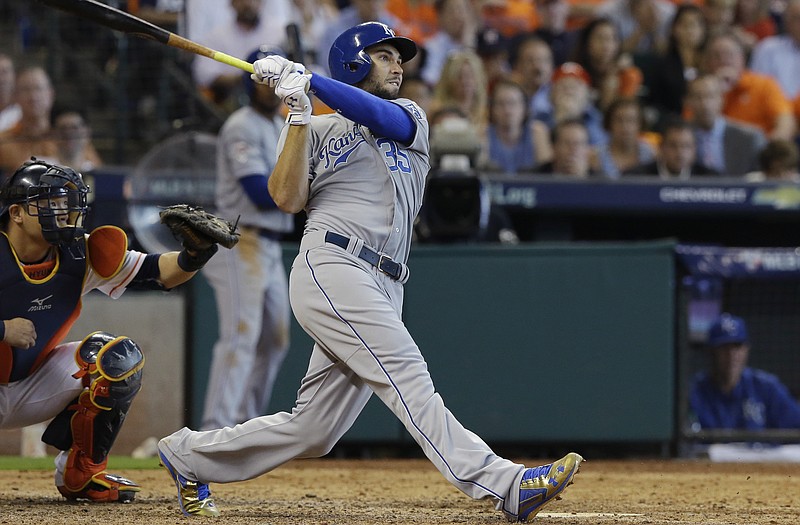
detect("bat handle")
[167,34,255,74]
[213,53,255,74]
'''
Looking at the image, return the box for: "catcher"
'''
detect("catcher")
[0,158,237,502]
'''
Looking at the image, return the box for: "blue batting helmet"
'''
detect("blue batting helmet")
[328,21,417,85]
[243,44,287,101]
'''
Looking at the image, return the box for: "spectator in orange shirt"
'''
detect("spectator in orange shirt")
[702,30,796,141]
[572,17,643,111]
[387,0,439,45]
[480,0,539,38]
[0,66,58,176]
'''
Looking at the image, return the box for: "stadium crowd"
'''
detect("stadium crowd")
[2,0,800,182]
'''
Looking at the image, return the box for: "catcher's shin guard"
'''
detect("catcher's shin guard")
[44,333,144,502]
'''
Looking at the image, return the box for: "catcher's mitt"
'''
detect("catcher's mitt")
[159,204,240,251]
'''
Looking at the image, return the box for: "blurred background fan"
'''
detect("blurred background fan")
[126,131,217,253]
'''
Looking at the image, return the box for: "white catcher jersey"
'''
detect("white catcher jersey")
[279,98,430,265]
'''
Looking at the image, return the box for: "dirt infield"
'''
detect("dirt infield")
[0,458,797,525]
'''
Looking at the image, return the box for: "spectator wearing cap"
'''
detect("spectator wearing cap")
[533,62,608,148]
[533,0,578,66]
[476,26,511,89]
[689,313,800,431]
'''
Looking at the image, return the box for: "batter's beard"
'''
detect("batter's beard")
[363,81,400,100]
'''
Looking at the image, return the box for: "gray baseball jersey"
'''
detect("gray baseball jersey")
[298,98,428,264]
[160,98,527,516]
[214,106,293,234]
[199,105,291,430]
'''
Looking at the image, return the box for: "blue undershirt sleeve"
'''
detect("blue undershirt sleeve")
[240,174,278,209]
[309,74,416,145]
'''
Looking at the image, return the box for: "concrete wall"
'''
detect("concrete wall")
[0,290,186,455]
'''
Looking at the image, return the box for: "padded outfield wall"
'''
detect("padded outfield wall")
[189,241,676,447]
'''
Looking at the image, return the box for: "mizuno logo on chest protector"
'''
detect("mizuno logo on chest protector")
[319,127,366,169]
[29,295,54,311]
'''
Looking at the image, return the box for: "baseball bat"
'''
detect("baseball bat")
[36,0,254,74]
[285,22,305,64]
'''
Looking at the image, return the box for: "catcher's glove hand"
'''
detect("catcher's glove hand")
[159,204,240,251]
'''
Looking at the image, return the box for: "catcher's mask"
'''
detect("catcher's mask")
[0,158,90,252]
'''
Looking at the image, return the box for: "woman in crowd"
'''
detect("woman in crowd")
[593,97,656,178]
[483,78,552,173]
[571,17,643,113]
[646,3,708,125]
[431,49,489,129]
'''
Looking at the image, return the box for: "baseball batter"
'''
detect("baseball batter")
[158,22,583,521]
[0,159,214,502]
[199,45,294,430]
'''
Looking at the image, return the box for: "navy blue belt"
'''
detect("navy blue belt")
[324,231,403,280]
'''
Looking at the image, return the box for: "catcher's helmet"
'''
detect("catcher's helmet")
[328,21,417,85]
[0,158,89,248]
[243,44,286,102]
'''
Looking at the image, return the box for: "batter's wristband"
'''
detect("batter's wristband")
[286,109,311,125]
[177,246,217,272]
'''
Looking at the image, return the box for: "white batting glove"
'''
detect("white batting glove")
[276,70,312,125]
[251,56,307,88]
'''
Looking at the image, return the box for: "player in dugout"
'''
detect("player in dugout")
[157,21,583,522]
[0,158,227,503]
